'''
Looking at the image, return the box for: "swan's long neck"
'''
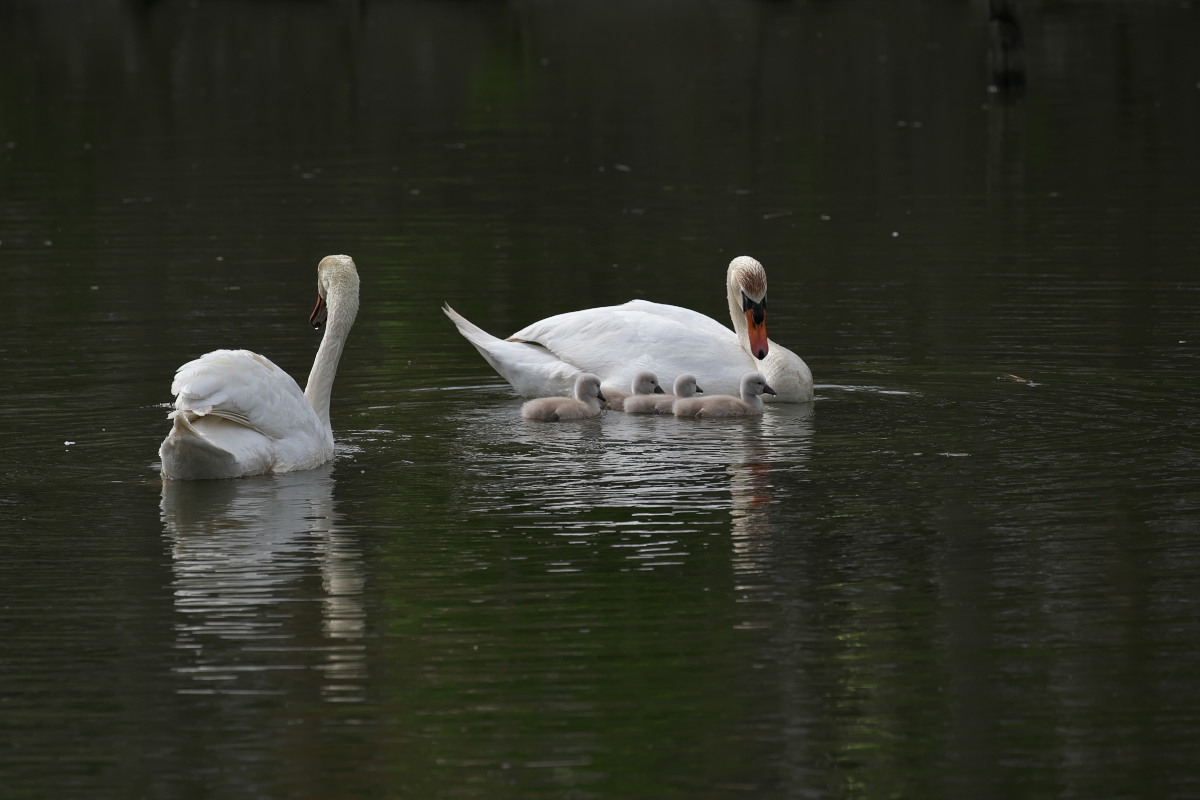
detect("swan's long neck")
[727,271,749,348]
[305,278,359,428]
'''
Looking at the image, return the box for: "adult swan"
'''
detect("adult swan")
[443,255,813,402]
[159,254,361,480]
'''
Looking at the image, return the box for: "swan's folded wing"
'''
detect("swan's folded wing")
[170,349,315,440]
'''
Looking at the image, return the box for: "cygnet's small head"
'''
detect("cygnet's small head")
[576,373,606,403]
[310,255,360,329]
[673,374,702,397]
[632,371,665,395]
[741,371,777,398]
[728,255,770,360]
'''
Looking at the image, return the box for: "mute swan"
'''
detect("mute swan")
[604,370,665,412]
[674,371,775,418]
[624,373,703,414]
[521,373,607,421]
[442,255,813,403]
[159,254,360,480]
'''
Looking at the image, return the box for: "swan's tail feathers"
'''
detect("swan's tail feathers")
[160,410,274,480]
[442,303,502,348]
[160,414,239,480]
[442,302,510,378]
[443,302,582,397]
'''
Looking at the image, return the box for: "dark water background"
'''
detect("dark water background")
[3,0,1199,797]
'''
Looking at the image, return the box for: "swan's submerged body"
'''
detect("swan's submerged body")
[443,256,813,403]
[521,373,607,421]
[159,254,360,480]
[623,373,702,414]
[673,371,775,418]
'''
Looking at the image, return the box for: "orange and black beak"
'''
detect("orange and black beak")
[742,294,769,359]
[310,294,328,329]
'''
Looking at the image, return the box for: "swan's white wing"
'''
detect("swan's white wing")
[509,300,755,396]
[170,349,318,442]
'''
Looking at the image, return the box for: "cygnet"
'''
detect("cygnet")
[673,371,775,418]
[603,370,664,412]
[521,373,607,421]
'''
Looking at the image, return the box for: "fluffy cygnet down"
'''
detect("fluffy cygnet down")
[603,371,665,412]
[673,371,775,418]
[521,373,607,421]
[623,373,703,414]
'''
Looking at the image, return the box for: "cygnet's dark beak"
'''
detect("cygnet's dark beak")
[597,390,607,403]
[763,383,777,396]
[654,386,665,394]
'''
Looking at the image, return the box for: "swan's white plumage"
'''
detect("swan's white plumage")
[159,254,359,480]
[443,255,813,403]
[673,371,775,418]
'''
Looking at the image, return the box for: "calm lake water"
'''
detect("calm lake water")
[3,0,1200,797]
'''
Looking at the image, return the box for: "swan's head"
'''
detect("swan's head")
[673,374,702,397]
[632,371,665,395]
[728,256,770,360]
[741,371,777,398]
[576,373,606,404]
[310,254,360,330]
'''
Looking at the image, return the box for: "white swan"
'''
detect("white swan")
[604,370,665,412]
[674,371,775,418]
[623,373,703,415]
[443,255,813,403]
[521,373,607,421]
[159,254,360,480]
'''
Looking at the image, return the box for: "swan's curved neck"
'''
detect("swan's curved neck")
[305,281,359,428]
[727,274,749,347]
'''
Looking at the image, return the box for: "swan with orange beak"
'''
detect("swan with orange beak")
[444,255,813,402]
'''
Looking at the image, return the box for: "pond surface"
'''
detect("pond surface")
[3,0,1200,797]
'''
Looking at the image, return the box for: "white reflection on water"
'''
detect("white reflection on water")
[159,465,366,701]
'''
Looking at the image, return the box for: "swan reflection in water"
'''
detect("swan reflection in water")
[450,392,815,573]
[160,464,366,701]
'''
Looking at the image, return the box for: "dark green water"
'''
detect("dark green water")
[3,1,1200,797]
